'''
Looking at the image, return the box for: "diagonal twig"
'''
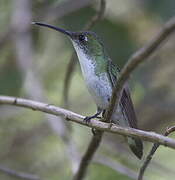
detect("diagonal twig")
[105,16,175,123]
[63,53,77,107]
[138,126,175,180]
[82,0,106,31]
[0,165,40,180]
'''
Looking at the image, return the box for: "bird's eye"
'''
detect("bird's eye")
[78,34,86,42]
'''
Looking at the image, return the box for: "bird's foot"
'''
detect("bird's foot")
[83,110,102,124]
[84,115,100,124]
[83,116,92,124]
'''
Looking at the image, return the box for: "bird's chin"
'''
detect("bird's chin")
[71,40,81,52]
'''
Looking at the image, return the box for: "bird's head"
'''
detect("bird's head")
[32,22,105,58]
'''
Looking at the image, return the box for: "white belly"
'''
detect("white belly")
[85,72,112,109]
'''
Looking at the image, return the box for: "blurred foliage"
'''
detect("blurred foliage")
[89,164,133,180]
[143,0,175,20]
[0,0,175,180]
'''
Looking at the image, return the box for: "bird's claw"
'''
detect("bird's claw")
[84,115,101,123]
[83,116,92,124]
[84,110,103,123]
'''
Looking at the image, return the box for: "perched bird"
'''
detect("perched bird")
[33,22,143,159]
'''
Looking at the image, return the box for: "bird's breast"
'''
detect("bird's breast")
[78,55,112,109]
[85,72,112,109]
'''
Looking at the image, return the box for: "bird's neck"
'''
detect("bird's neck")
[72,43,108,78]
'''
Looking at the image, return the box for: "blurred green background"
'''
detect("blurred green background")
[0,0,175,179]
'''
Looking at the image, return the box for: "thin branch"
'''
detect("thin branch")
[73,130,103,180]
[63,0,106,106]
[0,165,40,180]
[138,126,175,180]
[105,16,175,122]
[1,95,175,149]
[82,0,106,31]
[63,53,77,107]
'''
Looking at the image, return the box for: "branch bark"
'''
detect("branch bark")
[1,95,175,149]
[73,130,103,180]
[105,16,175,122]
[138,126,175,180]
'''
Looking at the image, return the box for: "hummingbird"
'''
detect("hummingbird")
[33,22,143,159]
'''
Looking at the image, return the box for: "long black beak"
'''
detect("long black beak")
[32,22,72,37]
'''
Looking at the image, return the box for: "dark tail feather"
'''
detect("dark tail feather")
[127,137,143,159]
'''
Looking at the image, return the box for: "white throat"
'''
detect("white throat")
[72,41,96,80]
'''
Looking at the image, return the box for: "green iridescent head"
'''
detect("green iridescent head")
[70,31,105,57]
[32,22,105,57]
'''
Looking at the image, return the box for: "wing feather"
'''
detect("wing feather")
[107,60,137,128]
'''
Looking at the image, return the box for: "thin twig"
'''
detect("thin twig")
[63,0,106,106]
[63,53,77,107]
[72,1,106,179]
[1,95,175,149]
[73,130,103,180]
[0,165,40,180]
[105,16,175,122]
[138,126,175,180]
[82,0,106,31]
